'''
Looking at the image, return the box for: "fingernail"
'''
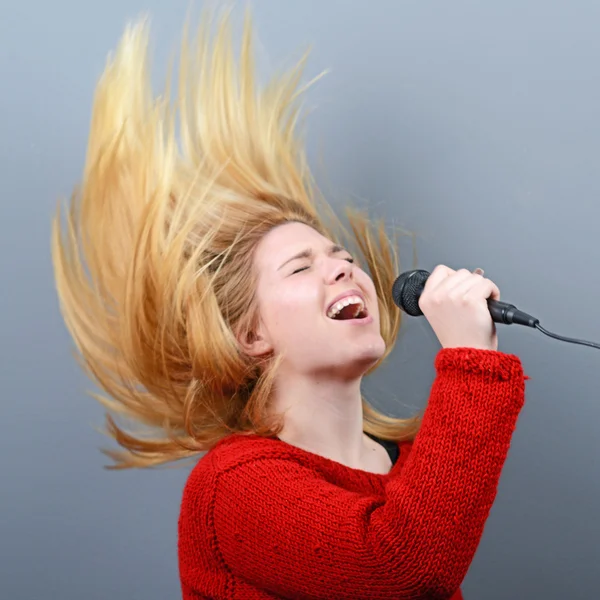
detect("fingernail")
[473,268,484,275]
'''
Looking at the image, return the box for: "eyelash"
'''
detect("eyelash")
[292,257,354,275]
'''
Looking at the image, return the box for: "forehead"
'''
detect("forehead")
[254,222,331,269]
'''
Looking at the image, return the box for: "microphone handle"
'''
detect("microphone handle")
[487,299,538,328]
[488,299,600,350]
[396,270,600,349]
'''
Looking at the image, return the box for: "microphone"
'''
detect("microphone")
[391,268,600,350]
[392,269,539,327]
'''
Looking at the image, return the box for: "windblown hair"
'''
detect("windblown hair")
[51,9,421,469]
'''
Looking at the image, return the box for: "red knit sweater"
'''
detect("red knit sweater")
[178,347,527,599]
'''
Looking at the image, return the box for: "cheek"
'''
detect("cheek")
[260,281,320,334]
[356,269,377,297]
[356,270,381,313]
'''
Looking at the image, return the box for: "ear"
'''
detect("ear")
[236,320,273,357]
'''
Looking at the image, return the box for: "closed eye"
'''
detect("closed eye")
[292,266,310,275]
[291,256,353,275]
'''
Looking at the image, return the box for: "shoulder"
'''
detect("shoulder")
[180,434,313,505]
[190,433,303,476]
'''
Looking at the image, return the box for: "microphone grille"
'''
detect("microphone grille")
[392,270,429,316]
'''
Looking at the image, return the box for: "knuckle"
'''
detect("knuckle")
[460,294,473,307]
[466,294,476,303]
[427,292,444,307]
[453,294,472,309]
[446,290,460,303]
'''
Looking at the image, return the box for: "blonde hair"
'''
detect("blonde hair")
[51,9,421,469]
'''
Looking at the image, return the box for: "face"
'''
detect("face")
[244,221,386,379]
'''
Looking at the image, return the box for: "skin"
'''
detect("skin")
[238,221,500,474]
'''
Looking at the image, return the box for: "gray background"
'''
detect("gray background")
[2,1,599,598]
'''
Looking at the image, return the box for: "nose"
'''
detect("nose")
[326,257,352,284]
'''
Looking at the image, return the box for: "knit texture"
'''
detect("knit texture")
[178,347,527,599]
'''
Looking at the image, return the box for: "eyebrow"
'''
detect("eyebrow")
[277,244,347,271]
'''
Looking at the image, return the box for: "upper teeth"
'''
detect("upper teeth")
[327,295,365,319]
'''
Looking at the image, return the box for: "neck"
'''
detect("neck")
[269,368,370,469]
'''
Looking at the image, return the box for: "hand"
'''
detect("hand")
[418,265,499,351]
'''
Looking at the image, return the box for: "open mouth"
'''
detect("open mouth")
[326,295,369,321]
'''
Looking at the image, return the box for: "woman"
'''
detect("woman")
[51,10,527,600]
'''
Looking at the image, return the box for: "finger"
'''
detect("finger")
[464,277,501,303]
[434,269,473,296]
[446,271,485,296]
[424,264,454,292]
[488,280,501,301]
[442,268,476,293]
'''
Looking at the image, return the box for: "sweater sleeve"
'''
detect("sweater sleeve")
[211,348,526,599]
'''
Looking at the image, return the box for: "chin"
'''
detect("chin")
[361,333,386,356]
[294,335,387,379]
[359,346,386,367]
[343,337,386,375]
